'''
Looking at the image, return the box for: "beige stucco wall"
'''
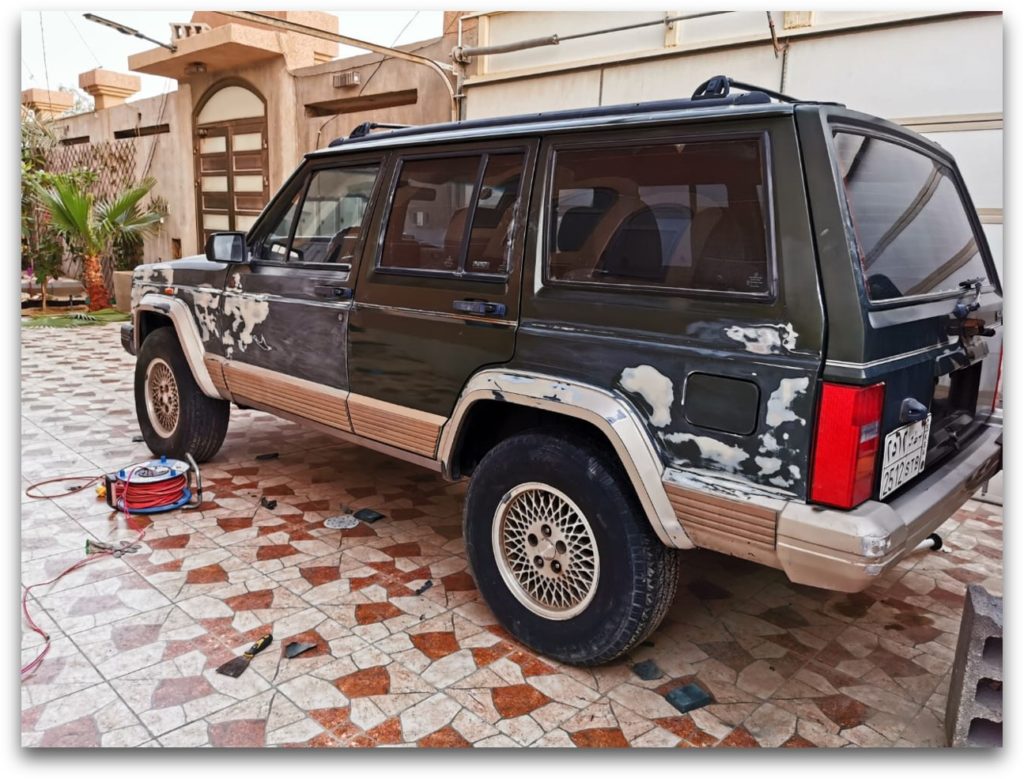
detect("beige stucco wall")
[292,34,462,152]
[47,89,197,263]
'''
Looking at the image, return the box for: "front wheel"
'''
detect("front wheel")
[463,431,679,665]
[134,327,229,463]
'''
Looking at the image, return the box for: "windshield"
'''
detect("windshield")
[833,131,992,302]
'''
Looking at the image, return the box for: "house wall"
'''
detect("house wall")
[45,89,197,263]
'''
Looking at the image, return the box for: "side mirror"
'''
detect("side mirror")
[205,232,247,263]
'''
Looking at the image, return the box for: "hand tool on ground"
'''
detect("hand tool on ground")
[216,634,273,677]
[284,641,316,658]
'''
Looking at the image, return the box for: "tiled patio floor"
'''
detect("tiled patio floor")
[21,324,1003,748]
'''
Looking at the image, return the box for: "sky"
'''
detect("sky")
[21,10,445,102]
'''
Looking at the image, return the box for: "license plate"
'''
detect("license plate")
[879,415,932,499]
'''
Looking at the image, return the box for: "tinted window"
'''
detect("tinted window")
[380,151,525,276]
[834,132,990,301]
[253,188,301,261]
[547,138,770,294]
[291,166,378,264]
[251,165,378,263]
[465,153,523,275]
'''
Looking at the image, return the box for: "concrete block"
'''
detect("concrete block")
[945,584,1002,747]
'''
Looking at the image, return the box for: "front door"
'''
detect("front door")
[210,156,384,433]
[193,83,270,250]
[348,140,538,428]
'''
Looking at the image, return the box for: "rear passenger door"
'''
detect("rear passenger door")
[514,120,825,499]
[349,141,537,436]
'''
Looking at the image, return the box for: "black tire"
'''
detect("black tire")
[463,430,679,665]
[134,327,229,463]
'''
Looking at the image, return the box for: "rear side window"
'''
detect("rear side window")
[833,132,991,302]
[546,137,771,294]
[380,151,526,277]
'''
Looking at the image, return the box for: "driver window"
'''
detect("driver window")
[253,188,301,262]
[253,164,379,264]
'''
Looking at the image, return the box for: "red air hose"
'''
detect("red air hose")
[113,474,189,511]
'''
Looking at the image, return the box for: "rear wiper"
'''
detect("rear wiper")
[949,276,995,340]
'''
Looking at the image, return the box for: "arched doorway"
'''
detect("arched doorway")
[193,81,269,249]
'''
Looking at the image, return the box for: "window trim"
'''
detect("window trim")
[373,145,530,283]
[540,129,778,301]
[827,120,1000,309]
[247,156,384,271]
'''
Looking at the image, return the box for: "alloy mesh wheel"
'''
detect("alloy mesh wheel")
[491,482,600,620]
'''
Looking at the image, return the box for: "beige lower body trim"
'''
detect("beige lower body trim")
[664,481,781,568]
[348,394,444,458]
[204,355,231,400]
[205,355,445,458]
[221,359,353,432]
[242,398,442,472]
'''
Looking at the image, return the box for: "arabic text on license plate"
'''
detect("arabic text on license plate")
[879,415,932,499]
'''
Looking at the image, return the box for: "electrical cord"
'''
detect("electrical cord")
[21,456,202,678]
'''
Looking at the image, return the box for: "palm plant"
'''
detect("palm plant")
[31,176,163,311]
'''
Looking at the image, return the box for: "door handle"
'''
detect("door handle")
[313,285,352,300]
[452,299,506,317]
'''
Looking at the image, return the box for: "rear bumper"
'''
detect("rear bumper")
[776,422,1002,592]
[121,323,136,356]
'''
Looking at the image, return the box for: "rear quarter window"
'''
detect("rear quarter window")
[833,131,992,302]
[546,137,772,295]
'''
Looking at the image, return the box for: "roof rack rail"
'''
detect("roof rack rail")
[330,122,411,146]
[316,75,842,152]
[691,75,800,104]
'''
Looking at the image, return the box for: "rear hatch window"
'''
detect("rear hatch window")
[833,131,992,301]
[826,128,1001,503]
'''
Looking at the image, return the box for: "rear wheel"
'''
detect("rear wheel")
[134,327,229,462]
[464,430,679,665]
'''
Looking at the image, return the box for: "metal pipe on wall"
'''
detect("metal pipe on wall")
[453,11,731,61]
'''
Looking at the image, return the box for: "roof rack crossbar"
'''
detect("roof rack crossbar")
[347,121,411,140]
[691,74,801,104]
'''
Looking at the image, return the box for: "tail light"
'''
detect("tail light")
[810,382,885,509]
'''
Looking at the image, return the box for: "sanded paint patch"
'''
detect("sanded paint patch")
[663,432,750,472]
[619,365,674,428]
[220,293,270,359]
[725,323,798,355]
[191,286,271,359]
[131,265,172,310]
[765,377,810,427]
[191,288,222,343]
[664,466,794,503]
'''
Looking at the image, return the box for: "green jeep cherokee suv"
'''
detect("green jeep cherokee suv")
[122,77,1003,665]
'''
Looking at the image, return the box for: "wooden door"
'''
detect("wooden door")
[194,118,269,250]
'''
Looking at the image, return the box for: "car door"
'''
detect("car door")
[347,139,537,454]
[211,154,384,432]
[512,120,826,504]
